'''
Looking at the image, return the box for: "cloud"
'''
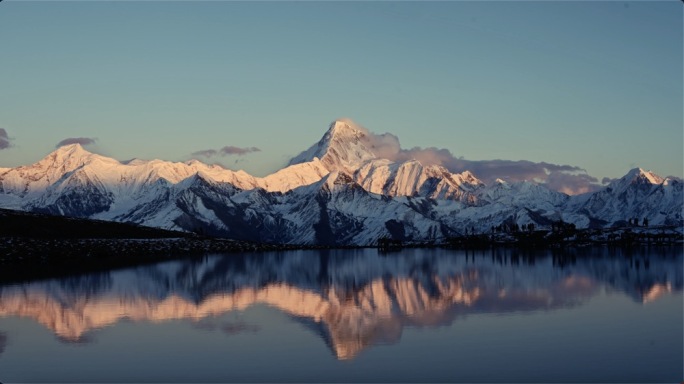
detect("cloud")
[0,128,12,150]
[354,123,601,195]
[191,149,218,158]
[544,171,600,195]
[192,146,260,158]
[220,146,260,156]
[56,137,97,148]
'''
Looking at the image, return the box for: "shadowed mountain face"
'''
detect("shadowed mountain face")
[0,248,680,360]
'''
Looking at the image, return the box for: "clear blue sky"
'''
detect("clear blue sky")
[0,1,681,183]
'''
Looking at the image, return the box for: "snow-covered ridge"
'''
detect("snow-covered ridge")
[0,120,681,244]
[0,143,323,196]
[289,118,375,174]
[289,119,485,202]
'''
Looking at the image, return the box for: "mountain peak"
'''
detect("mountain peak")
[40,143,101,169]
[327,118,366,138]
[289,119,376,174]
[623,167,663,185]
[29,143,122,181]
[53,143,90,156]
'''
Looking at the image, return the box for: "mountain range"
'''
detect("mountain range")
[0,119,681,245]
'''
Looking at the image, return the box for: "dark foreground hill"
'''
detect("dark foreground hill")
[0,208,299,283]
[0,208,191,239]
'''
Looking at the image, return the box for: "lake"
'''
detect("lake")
[0,247,681,382]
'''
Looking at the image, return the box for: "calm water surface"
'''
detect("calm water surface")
[0,247,681,382]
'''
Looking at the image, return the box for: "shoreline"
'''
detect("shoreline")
[0,236,366,284]
[1,232,681,285]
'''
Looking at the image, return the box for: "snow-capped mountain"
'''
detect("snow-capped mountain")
[567,168,683,227]
[289,118,376,175]
[0,119,681,244]
[291,119,484,203]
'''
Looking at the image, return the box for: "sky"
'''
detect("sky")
[0,1,681,193]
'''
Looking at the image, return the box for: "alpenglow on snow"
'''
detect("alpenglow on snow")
[0,119,681,245]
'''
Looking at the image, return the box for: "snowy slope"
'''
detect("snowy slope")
[260,158,329,193]
[279,172,446,245]
[291,118,486,203]
[289,118,376,174]
[355,159,483,202]
[568,168,683,227]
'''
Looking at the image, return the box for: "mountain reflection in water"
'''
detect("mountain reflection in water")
[0,248,680,360]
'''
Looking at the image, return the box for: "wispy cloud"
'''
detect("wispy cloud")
[355,124,601,195]
[192,145,260,158]
[191,149,218,158]
[56,137,97,148]
[219,146,260,156]
[0,128,12,150]
[544,171,600,195]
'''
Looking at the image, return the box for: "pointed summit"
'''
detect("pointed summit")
[601,168,666,196]
[53,142,86,152]
[326,118,366,140]
[29,143,119,185]
[289,118,376,174]
[576,167,681,227]
[622,167,664,185]
[0,143,112,198]
[38,143,123,174]
[37,143,101,170]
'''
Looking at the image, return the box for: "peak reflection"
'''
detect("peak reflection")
[0,248,680,360]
